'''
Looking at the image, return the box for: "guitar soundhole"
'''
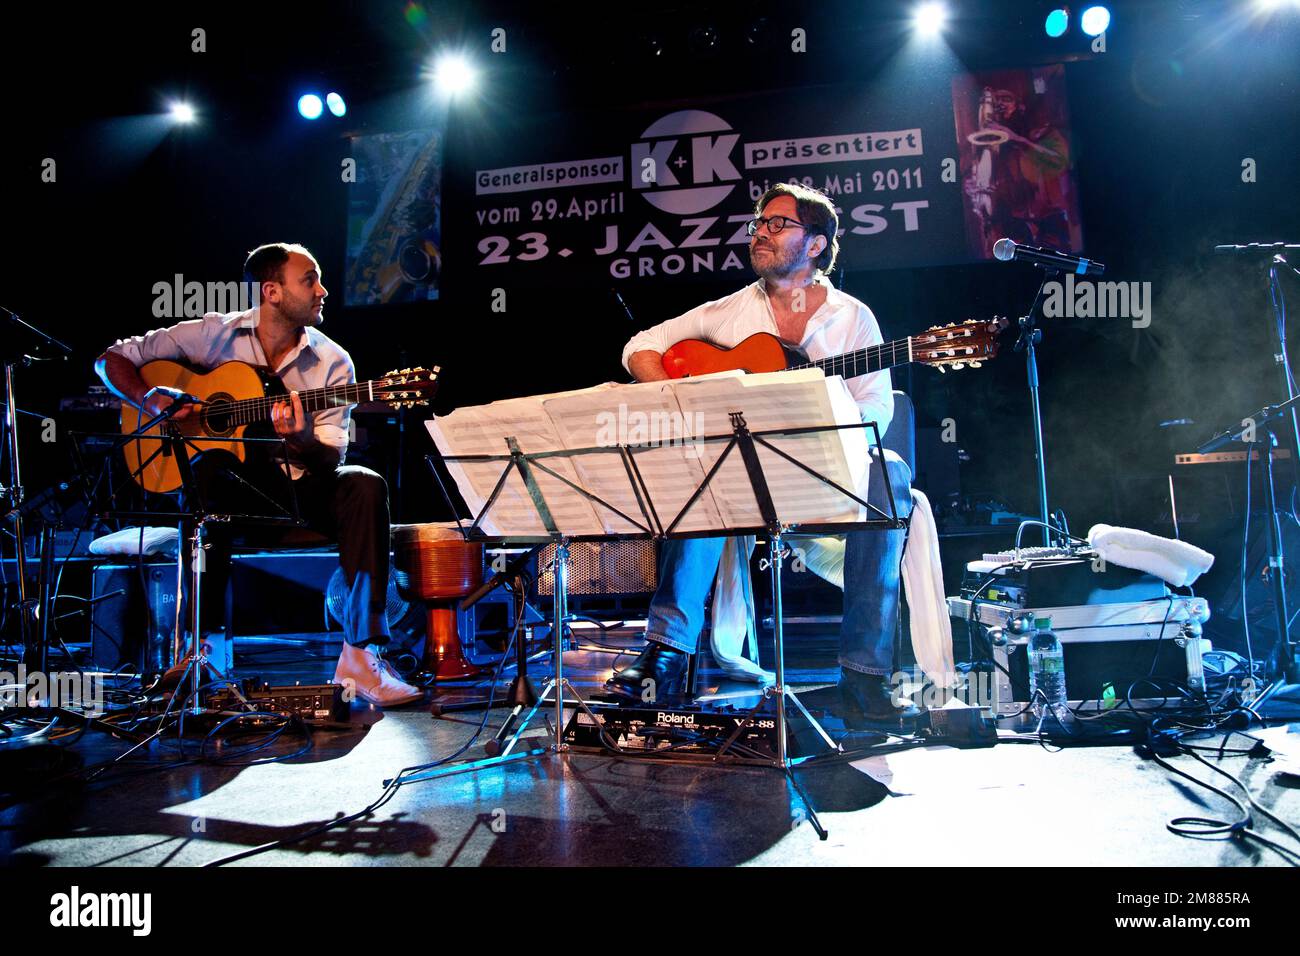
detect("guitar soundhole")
[200,392,237,436]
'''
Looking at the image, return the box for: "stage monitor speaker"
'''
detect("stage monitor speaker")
[90,563,176,674]
[537,540,657,596]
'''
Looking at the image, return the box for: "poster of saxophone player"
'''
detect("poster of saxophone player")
[345,129,443,306]
[952,64,1083,260]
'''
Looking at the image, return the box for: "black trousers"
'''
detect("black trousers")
[183,450,390,646]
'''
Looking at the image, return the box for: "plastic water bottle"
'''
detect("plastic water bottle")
[1028,616,1069,721]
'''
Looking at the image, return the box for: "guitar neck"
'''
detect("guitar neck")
[220,381,372,424]
[787,336,914,378]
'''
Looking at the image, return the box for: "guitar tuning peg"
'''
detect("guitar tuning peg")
[969,361,982,368]
[951,362,965,370]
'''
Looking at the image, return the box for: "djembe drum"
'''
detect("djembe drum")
[392,522,483,680]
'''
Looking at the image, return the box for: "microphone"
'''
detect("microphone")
[152,385,207,407]
[612,288,636,322]
[993,238,1105,277]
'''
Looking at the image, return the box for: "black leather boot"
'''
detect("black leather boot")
[836,668,918,729]
[605,641,688,702]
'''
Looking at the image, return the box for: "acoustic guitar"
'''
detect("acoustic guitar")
[121,360,439,493]
[660,318,1008,379]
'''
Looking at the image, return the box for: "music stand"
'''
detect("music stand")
[70,414,306,717]
[413,384,904,837]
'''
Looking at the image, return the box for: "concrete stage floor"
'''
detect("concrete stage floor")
[2,628,1298,867]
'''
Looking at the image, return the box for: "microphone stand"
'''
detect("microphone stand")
[1198,395,1300,684]
[2,306,71,668]
[1013,269,1059,546]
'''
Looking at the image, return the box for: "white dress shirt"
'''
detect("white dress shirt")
[108,309,354,478]
[621,277,894,436]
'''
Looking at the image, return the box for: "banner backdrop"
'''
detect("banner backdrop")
[345,129,443,306]
[452,65,1081,286]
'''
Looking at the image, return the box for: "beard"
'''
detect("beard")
[281,292,323,326]
[748,239,804,278]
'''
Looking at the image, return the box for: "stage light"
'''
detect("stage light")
[326,92,346,117]
[298,94,324,120]
[168,102,196,124]
[433,54,476,96]
[913,2,948,36]
[1080,5,1111,35]
[1044,8,1069,37]
[688,24,719,55]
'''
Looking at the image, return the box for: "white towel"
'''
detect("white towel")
[901,490,958,688]
[710,536,774,685]
[88,526,180,557]
[1087,523,1214,588]
[707,488,957,689]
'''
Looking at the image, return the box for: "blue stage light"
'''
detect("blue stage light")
[433,54,476,95]
[298,94,324,120]
[913,1,948,36]
[1044,8,1069,37]
[326,92,346,117]
[1081,5,1111,36]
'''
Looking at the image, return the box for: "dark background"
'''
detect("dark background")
[4,1,1299,618]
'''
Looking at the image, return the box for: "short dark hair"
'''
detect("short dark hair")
[755,183,840,274]
[243,242,314,286]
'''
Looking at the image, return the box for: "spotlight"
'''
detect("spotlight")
[1080,5,1111,35]
[298,94,324,120]
[1044,8,1069,37]
[169,102,196,124]
[326,92,346,117]
[688,25,719,55]
[433,54,476,96]
[913,2,948,36]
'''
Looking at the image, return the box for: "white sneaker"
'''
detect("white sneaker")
[333,642,423,707]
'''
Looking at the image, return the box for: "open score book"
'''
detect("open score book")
[424,369,875,538]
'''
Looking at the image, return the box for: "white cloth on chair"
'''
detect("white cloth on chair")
[706,488,957,689]
[709,536,774,685]
[88,526,179,557]
[901,489,958,688]
[1087,523,1214,588]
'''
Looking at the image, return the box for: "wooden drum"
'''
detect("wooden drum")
[392,523,483,680]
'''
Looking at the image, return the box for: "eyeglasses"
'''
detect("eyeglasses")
[746,215,811,237]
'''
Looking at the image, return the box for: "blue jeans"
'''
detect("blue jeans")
[645,452,913,676]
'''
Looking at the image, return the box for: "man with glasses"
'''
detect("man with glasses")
[608,182,917,727]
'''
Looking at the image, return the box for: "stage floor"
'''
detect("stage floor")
[2,627,1298,867]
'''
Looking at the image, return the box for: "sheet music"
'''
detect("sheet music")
[542,377,739,534]
[425,370,872,538]
[670,370,871,528]
[426,388,613,536]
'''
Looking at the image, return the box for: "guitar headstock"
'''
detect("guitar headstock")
[913,317,1009,372]
[374,366,440,409]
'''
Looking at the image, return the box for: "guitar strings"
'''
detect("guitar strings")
[201,385,370,425]
[200,378,427,425]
